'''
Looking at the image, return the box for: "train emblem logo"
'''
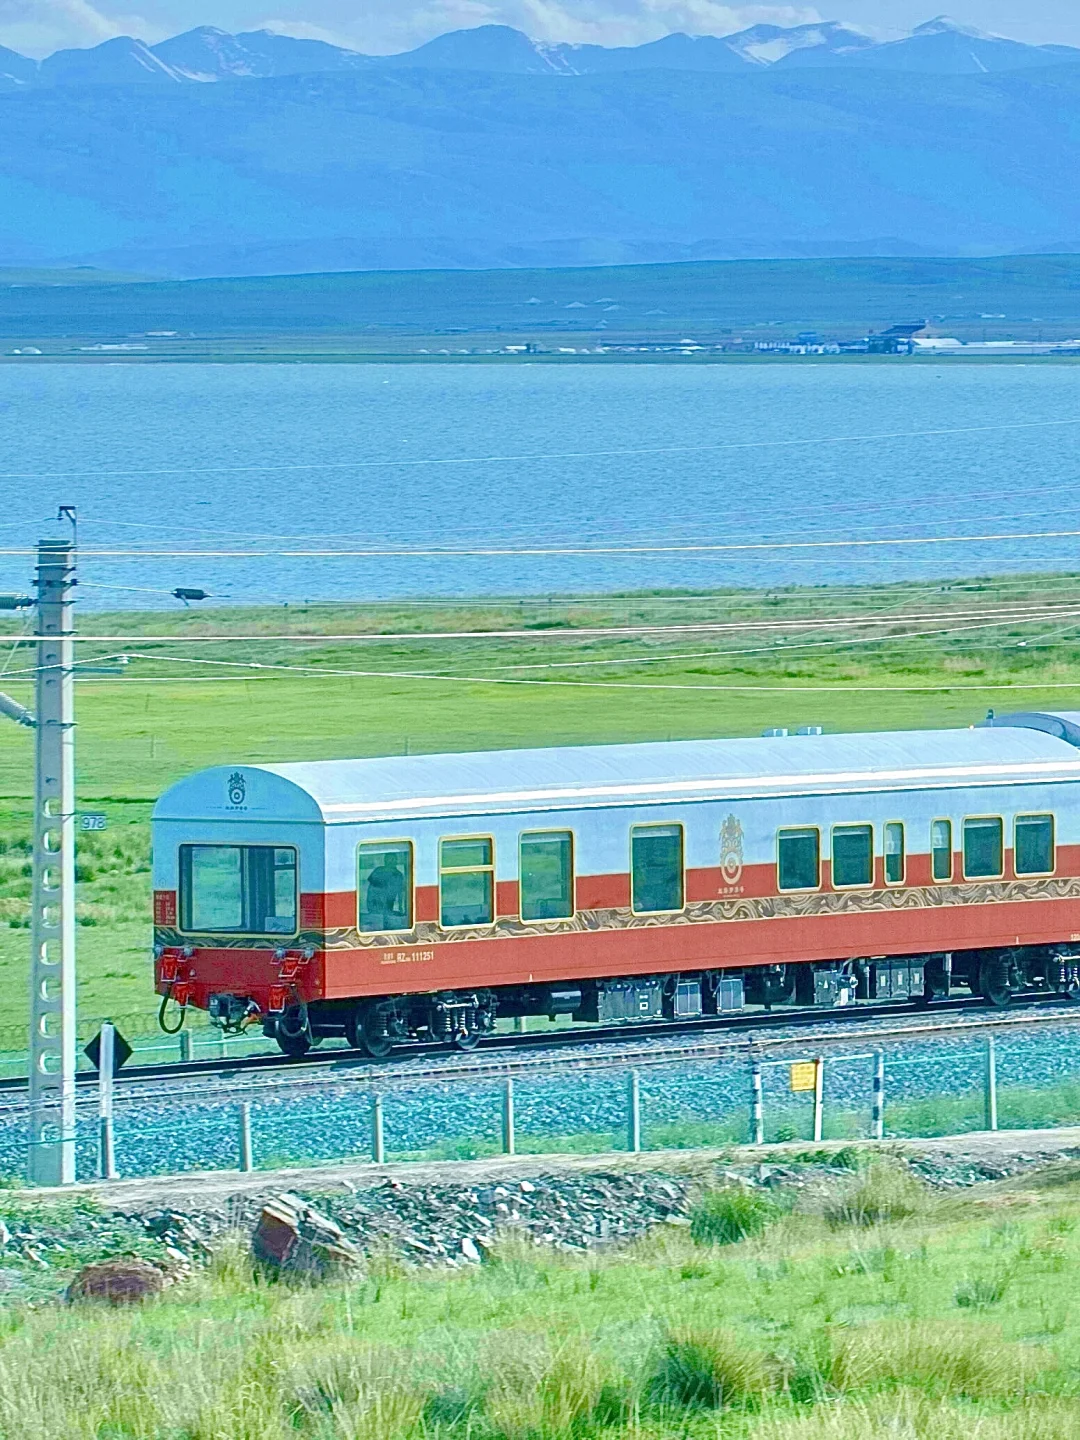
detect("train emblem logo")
[227,771,247,807]
[720,814,744,886]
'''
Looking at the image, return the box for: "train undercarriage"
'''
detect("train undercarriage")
[237,943,1080,1058]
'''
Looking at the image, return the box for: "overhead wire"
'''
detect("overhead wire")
[30,598,1080,645]
[84,649,1080,696]
[7,524,1080,560]
[0,414,1078,483]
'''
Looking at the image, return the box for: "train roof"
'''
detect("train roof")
[153,712,1080,825]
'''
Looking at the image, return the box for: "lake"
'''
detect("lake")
[1,362,1079,608]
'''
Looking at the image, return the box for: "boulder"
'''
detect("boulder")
[67,1257,166,1306]
[252,1192,362,1280]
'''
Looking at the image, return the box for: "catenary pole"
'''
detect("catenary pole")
[28,537,77,1186]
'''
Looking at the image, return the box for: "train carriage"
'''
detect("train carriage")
[153,710,1080,1057]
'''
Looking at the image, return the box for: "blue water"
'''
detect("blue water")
[2,362,1079,607]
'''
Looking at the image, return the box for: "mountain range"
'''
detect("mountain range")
[3,17,1080,277]
[3,16,1080,92]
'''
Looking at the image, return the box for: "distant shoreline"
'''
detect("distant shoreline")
[2,350,1078,366]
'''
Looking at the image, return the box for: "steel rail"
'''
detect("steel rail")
[1,993,1075,1105]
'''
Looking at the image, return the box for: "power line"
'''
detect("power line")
[24,600,1080,645]
[0,415,1077,483]
[99,650,1080,696]
[8,525,1080,560]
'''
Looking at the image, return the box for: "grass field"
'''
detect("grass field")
[5,1158,1080,1436]
[2,573,1079,1046]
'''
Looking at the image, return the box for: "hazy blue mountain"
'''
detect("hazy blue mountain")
[4,18,1080,89]
[543,32,750,73]
[0,44,35,90]
[0,65,1077,276]
[38,36,185,86]
[726,22,875,66]
[377,24,570,73]
[378,25,753,73]
[790,16,1080,72]
[152,26,373,80]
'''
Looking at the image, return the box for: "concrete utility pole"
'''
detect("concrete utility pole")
[27,538,77,1186]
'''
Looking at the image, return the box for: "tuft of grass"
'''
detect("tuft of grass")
[828,1319,1046,1398]
[754,1391,1080,1439]
[955,1272,1011,1309]
[646,1325,776,1410]
[689,1186,781,1245]
[824,1158,930,1228]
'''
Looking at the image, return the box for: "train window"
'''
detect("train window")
[884,822,905,885]
[1015,814,1055,876]
[440,838,495,927]
[932,819,953,881]
[179,845,297,935]
[963,817,1004,879]
[631,825,684,913]
[358,842,414,933]
[831,824,872,888]
[520,831,574,921]
[777,828,820,891]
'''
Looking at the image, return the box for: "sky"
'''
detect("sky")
[3,0,1080,58]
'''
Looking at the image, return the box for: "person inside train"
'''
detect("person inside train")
[364,853,408,931]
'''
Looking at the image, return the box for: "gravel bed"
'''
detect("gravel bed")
[1,1013,1079,1183]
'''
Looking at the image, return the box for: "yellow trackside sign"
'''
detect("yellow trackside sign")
[790,1061,818,1093]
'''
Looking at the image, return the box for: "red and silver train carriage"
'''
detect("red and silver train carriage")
[153,710,1080,1057]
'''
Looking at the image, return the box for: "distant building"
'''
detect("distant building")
[866,322,926,355]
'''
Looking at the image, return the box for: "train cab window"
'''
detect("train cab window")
[440,838,495,927]
[777,828,820,891]
[932,819,953,882]
[831,824,872,888]
[1015,814,1055,876]
[179,845,297,935]
[631,825,684,913]
[358,842,414,933]
[520,831,574,921]
[963,817,1004,879]
[884,822,905,885]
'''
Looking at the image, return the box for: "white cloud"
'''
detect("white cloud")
[0,0,159,55]
[257,1,822,55]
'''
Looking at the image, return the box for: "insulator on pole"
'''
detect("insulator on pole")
[0,693,34,728]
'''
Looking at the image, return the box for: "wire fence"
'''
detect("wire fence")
[12,1020,1080,1186]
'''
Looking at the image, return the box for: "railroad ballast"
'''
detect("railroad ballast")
[152,711,1080,1057]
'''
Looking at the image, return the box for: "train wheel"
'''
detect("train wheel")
[921,957,950,1005]
[451,1028,481,1051]
[347,1004,393,1059]
[978,958,1013,1009]
[275,1006,312,1057]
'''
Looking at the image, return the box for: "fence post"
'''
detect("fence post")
[98,1021,117,1181]
[371,1092,385,1165]
[871,1050,884,1141]
[238,1101,253,1172]
[502,1077,516,1155]
[750,1056,764,1145]
[627,1070,641,1153]
[813,1057,825,1143]
[984,1035,998,1132]
[179,1030,193,1063]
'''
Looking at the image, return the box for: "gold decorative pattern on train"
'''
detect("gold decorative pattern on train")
[153,877,1080,951]
[320,875,1080,948]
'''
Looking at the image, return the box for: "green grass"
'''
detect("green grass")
[3,573,1080,1045]
[3,1164,1080,1436]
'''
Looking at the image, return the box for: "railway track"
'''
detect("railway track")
[4,991,1077,1099]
